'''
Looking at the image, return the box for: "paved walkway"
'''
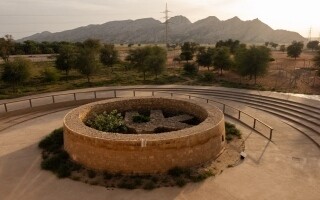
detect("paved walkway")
[0,86,319,200]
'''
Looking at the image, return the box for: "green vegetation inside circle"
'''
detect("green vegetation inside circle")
[132,114,150,123]
[86,110,128,133]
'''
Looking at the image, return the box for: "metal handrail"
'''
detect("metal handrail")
[0,88,274,140]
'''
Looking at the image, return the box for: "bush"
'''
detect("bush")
[87,170,97,178]
[176,178,186,187]
[38,128,64,153]
[103,171,113,180]
[225,122,241,140]
[201,72,215,82]
[86,110,128,133]
[42,67,60,82]
[118,179,136,190]
[1,57,32,89]
[143,180,156,190]
[183,63,198,75]
[41,154,63,171]
[57,162,72,178]
[132,114,150,123]
[168,166,185,177]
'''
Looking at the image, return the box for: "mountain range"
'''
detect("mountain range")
[19,15,306,44]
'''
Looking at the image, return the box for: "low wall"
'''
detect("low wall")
[63,97,225,174]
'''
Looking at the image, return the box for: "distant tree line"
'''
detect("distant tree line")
[175,40,271,84]
[1,34,319,93]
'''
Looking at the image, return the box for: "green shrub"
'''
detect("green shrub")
[143,180,156,190]
[86,110,128,133]
[38,128,63,153]
[41,155,63,171]
[190,170,214,182]
[1,57,32,90]
[133,177,143,186]
[57,162,72,178]
[42,67,60,82]
[225,122,241,139]
[87,170,96,178]
[132,114,150,123]
[118,179,136,190]
[103,171,113,180]
[183,63,198,75]
[201,72,215,82]
[176,178,186,187]
[168,166,185,177]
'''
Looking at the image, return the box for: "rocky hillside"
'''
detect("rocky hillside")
[19,15,306,44]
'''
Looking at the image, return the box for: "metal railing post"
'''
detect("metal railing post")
[94,91,97,99]
[73,93,76,101]
[270,129,273,140]
[152,91,154,96]
[223,104,226,113]
[52,95,55,103]
[253,119,256,128]
[238,110,241,119]
[29,99,32,108]
[133,90,136,97]
[114,90,117,98]
[4,103,8,112]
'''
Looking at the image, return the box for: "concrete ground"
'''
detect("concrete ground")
[0,87,319,200]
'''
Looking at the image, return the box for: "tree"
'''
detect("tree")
[23,40,40,54]
[76,48,99,83]
[287,41,304,59]
[213,47,232,75]
[83,39,101,53]
[216,39,241,54]
[126,46,167,80]
[144,46,167,78]
[1,57,31,90]
[0,35,14,62]
[235,46,271,84]
[55,44,77,80]
[196,47,215,71]
[307,40,319,51]
[180,42,198,63]
[313,50,320,76]
[270,42,278,50]
[280,45,286,52]
[100,44,119,72]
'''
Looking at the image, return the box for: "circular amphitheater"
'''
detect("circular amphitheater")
[0,85,319,200]
[64,97,225,174]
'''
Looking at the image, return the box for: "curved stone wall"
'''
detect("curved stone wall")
[63,97,225,174]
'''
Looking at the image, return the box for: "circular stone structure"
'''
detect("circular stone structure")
[63,97,226,174]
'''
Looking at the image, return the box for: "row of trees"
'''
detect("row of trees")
[0,35,80,57]
[1,38,168,89]
[178,41,271,84]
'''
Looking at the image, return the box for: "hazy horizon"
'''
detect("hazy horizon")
[1,0,319,40]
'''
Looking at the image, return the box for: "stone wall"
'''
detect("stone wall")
[63,97,225,174]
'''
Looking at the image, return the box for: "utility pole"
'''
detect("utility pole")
[162,3,170,46]
[308,27,312,41]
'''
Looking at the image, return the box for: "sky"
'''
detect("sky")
[0,0,319,40]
